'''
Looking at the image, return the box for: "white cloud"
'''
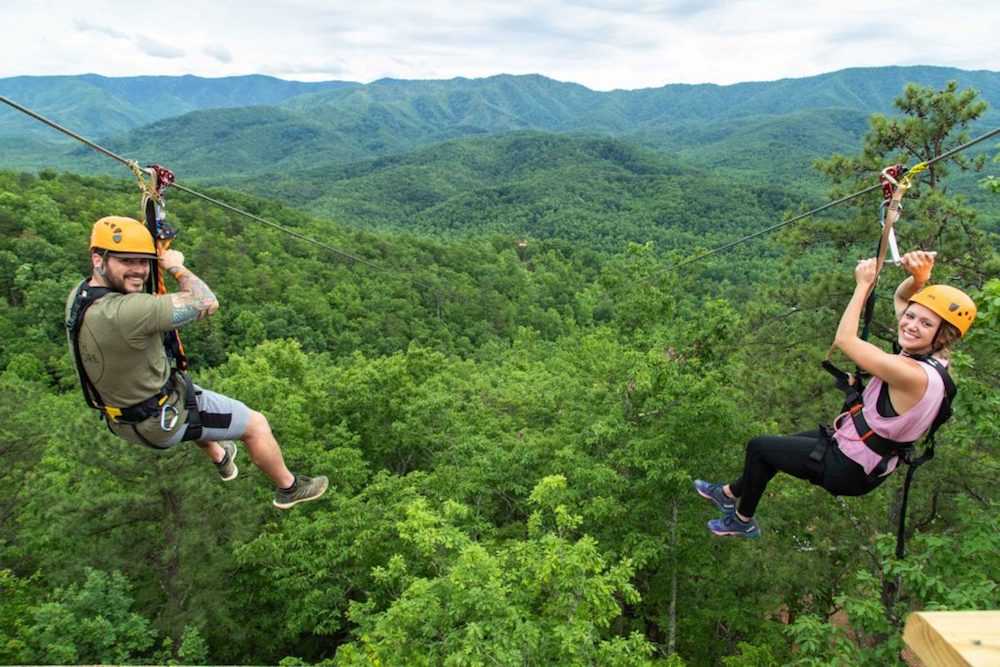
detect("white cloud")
[74,18,130,40]
[204,44,233,64]
[135,35,185,59]
[0,0,998,89]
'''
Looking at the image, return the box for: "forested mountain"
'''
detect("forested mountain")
[225,130,807,254]
[3,66,998,186]
[0,72,998,665]
[0,73,354,138]
[280,65,1000,127]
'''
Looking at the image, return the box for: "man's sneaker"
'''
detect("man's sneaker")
[693,479,735,514]
[273,475,329,510]
[216,441,239,482]
[708,514,761,538]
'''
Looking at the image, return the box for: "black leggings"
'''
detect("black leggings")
[728,430,887,517]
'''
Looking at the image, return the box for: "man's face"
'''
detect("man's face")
[96,254,150,293]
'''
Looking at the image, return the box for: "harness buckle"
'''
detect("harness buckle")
[104,406,122,423]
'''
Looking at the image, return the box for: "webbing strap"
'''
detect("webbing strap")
[138,165,188,371]
[825,165,910,363]
[66,280,114,410]
[872,167,908,282]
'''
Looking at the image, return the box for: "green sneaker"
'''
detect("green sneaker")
[273,475,329,509]
[216,441,238,482]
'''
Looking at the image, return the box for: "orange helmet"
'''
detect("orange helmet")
[909,284,977,336]
[90,216,157,258]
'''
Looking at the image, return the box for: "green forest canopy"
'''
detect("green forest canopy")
[0,78,998,666]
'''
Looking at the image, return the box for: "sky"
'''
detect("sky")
[1,0,998,91]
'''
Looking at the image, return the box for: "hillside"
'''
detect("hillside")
[2,66,998,258]
[223,131,806,255]
[3,66,998,188]
[0,73,355,139]
[1,141,998,665]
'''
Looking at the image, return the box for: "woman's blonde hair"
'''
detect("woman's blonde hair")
[932,321,963,358]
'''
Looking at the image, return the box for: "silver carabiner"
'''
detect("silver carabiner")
[160,403,179,431]
[886,227,901,265]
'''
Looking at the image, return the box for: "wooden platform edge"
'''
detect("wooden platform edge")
[903,610,1000,667]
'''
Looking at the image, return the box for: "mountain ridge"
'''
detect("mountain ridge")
[1,66,997,224]
[4,66,998,148]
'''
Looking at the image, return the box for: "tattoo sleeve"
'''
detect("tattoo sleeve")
[169,268,219,327]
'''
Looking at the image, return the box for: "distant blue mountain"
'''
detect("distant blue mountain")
[0,73,357,138]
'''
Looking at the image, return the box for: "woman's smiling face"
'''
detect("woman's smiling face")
[898,301,943,354]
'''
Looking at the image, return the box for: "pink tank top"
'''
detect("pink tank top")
[833,359,947,476]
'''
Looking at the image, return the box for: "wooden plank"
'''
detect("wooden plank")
[903,611,1000,667]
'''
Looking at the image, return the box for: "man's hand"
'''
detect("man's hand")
[159,249,185,273]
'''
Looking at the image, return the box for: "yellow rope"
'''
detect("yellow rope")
[899,161,930,188]
[128,160,161,204]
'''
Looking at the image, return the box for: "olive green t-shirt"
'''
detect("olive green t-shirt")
[65,281,175,408]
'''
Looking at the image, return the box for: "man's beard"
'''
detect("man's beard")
[108,270,148,293]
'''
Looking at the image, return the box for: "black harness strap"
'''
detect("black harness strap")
[141,166,188,372]
[179,371,203,442]
[66,280,115,411]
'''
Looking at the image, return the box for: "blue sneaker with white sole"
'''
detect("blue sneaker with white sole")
[708,513,761,538]
[693,479,735,514]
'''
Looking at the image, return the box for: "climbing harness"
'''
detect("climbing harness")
[66,281,115,413]
[815,354,955,558]
[65,277,203,446]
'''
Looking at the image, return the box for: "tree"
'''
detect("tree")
[812,80,994,281]
[23,568,156,665]
[0,568,34,664]
[338,476,656,666]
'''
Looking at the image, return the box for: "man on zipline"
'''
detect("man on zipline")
[694,250,976,537]
[66,216,328,509]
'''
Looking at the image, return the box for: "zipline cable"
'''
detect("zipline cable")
[658,124,1000,275]
[0,93,442,295]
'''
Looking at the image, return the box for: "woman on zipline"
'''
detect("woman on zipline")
[694,250,976,537]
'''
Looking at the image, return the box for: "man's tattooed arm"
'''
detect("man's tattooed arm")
[168,266,219,327]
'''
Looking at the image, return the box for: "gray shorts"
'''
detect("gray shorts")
[163,384,251,446]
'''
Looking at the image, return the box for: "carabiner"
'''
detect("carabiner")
[160,404,179,431]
